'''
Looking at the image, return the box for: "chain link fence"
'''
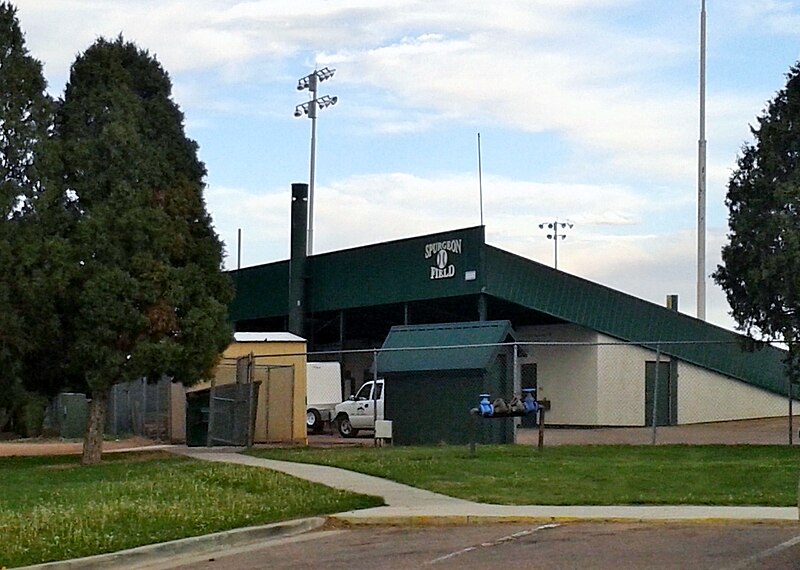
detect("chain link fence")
[196,356,295,447]
[107,377,172,440]
[44,377,173,440]
[270,339,800,446]
[47,338,798,446]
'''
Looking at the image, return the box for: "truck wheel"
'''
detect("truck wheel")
[337,415,358,438]
[306,409,322,434]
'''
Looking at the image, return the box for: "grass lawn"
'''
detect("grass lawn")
[0,451,382,568]
[250,444,800,507]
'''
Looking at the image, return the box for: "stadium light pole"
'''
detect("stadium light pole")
[295,67,337,255]
[539,221,573,270]
[696,0,707,320]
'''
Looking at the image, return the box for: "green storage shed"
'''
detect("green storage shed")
[378,320,517,445]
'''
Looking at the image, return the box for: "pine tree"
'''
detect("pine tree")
[714,62,800,394]
[0,1,54,429]
[55,37,232,464]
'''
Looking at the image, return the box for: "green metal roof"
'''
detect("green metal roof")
[378,320,515,374]
[227,226,792,398]
[483,246,789,397]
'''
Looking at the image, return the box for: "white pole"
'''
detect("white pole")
[307,74,318,256]
[697,0,707,320]
[554,224,559,270]
[478,133,484,226]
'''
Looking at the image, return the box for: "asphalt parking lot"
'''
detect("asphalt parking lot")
[153,522,800,570]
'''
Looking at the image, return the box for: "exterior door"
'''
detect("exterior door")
[645,361,672,427]
[352,381,383,428]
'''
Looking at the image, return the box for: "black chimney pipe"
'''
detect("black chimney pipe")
[288,183,308,337]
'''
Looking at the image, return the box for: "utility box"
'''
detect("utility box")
[57,393,89,439]
[375,420,393,440]
[378,321,516,446]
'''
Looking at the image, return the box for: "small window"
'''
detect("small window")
[373,383,383,400]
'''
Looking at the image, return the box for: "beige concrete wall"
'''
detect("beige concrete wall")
[174,339,307,444]
[512,326,793,427]
[677,361,791,423]
[596,335,667,426]
[517,324,599,425]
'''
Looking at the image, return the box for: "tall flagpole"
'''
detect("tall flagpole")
[697,0,707,320]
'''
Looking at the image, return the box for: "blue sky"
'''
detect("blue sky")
[15,0,800,330]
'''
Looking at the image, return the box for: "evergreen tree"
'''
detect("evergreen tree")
[55,37,232,463]
[714,62,800,393]
[0,1,55,429]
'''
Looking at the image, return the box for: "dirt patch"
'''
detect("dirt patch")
[0,436,161,457]
[517,416,800,446]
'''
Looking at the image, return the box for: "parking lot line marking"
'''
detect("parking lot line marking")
[723,533,800,570]
[425,523,561,565]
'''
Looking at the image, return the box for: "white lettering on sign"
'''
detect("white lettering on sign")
[430,265,456,279]
[425,239,462,280]
[424,239,462,259]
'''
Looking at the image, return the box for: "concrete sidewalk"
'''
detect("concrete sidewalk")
[20,447,798,570]
[176,448,799,524]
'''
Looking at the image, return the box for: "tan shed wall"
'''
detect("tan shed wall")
[172,339,307,445]
[169,382,186,443]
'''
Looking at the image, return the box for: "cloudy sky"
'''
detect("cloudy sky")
[14,1,800,331]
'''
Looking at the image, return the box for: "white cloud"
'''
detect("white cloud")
[730,0,800,36]
[15,0,756,192]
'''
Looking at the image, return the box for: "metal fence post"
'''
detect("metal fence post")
[651,344,661,445]
[154,378,161,440]
[141,377,147,436]
[264,366,271,441]
[373,348,378,448]
[789,371,794,447]
[207,374,216,448]
[537,407,545,451]
[247,353,255,448]
[112,384,118,437]
[788,341,794,446]
[513,343,519,440]
[469,413,476,457]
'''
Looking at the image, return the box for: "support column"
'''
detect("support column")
[478,293,488,321]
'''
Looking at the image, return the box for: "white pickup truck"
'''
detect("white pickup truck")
[333,379,384,438]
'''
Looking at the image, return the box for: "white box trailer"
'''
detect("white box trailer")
[306,362,343,433]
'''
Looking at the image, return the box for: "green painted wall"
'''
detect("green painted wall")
[228,261,289,322]
[385,366,514,446]
[308,226,486,312]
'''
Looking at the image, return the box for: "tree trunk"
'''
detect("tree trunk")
[82,389,108,465]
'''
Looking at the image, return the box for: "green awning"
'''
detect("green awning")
[378,320,515,374]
